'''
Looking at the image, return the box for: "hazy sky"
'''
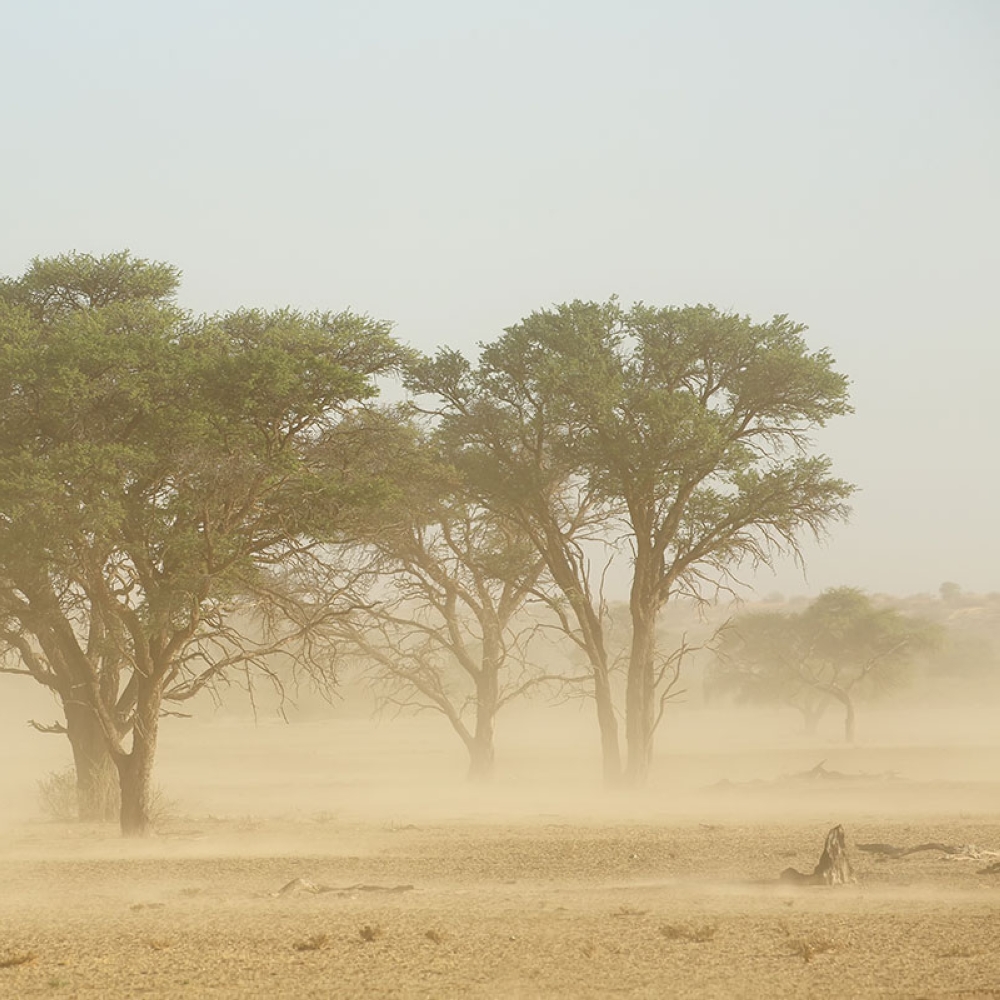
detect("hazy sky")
[2,1,997,598]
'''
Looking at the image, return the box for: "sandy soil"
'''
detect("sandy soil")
[1,702,999,998]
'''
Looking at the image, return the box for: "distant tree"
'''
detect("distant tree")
[709,612,830,734]
[410,300,854,784]
[0,251,406,834]
[711,588,939,741]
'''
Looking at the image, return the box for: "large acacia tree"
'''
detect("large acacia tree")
[410,300,854,784]
[0,251,405,834]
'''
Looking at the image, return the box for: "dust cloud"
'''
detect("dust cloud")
[2,675,999,998]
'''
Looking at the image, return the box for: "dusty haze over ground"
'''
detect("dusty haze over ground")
[2,676,999,998]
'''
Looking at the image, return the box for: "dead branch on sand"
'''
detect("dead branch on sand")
[713,760,903,790]
[275,877,414,897]
[856,842,1000,863]
[786,761,901,782]
[781,825,854,885]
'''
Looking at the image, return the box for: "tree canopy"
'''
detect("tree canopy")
[408,299,854,782]
[711,588,941,741]
[0,251,407,833]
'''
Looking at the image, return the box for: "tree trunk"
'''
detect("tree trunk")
[467,668,498,782]
[624,599,657,787]
[116,689,161,837]
[593,665,622,787]
[467,732,495,781]
[800,702,826,737]
[64,698,119,822]
[820,685,857,744]
[843,697,856,744]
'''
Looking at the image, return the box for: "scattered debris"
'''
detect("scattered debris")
[781,825,854,885]
[293,933,329,952]
[714,761,903,790]
[276,878,414,897]
[787,761,901,783]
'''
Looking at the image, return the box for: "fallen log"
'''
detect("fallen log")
[856,842,997,861]
[856,842,965,858]
[781,825,853,885]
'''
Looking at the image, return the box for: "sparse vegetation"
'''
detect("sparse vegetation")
[0,951,37,969]
[659,922,718,943]
[293,934,329,952]
[786,936,837,962]
[37,767,173,826]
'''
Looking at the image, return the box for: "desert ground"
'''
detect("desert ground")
[2,692,999,999]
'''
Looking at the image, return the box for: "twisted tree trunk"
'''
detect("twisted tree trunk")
[64,699,119,822]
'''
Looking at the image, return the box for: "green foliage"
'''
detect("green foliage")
[408,297,855,775]
[711,588,940,712]
[0,249,409,832]
[0,250,180,320]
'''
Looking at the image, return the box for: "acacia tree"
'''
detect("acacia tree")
[406,353,624,784]
[711,589,939,741]
[0,251,405,834]
[411,300,854,784]
[332,487,551,778]
[709,611,831,734]
[798,588,938,742]
[0,251,184,820]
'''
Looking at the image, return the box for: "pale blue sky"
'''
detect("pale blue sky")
[2,1,997,597]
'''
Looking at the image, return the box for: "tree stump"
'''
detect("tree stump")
[781,824,853,885]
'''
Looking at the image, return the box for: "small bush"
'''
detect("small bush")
[787,936,836,962]
[293,934,329,952]
[37,767,89,822]
[37,767,174,825]
[660,922,718,943]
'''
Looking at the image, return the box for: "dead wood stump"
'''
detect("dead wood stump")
[781,825,853,885]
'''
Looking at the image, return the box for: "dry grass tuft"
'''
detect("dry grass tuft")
[293,933,329,952]
[937,944,979,959]
[787,936,837,962]
[659,922,718,943]
[0,951,37,969]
